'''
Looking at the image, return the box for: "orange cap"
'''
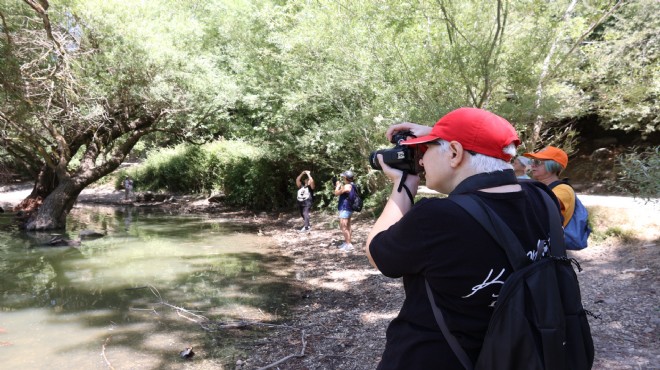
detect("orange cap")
[523,146,568,168]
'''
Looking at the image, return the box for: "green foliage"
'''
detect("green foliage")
[221,155,289,210]
[577,0,659,133]
[131,141,244,192]
[2,0,658,214]
[615,146,660,201]
[126,140,297,210]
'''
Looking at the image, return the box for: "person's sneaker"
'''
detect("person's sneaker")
[298,226,310,233]
[337,242,347,249]
[339,243,354,252]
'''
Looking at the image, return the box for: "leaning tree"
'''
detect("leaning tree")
[0,0,199,230]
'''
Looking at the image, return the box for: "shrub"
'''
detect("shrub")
[615,146,660,201]
[123,141,295,210]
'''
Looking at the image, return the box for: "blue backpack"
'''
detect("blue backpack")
[551,181,591,250]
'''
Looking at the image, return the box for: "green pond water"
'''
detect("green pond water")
[0,206,295,369]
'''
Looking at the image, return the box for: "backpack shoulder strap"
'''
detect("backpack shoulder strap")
[425,279,474,370]
[549,178,573,190]
[450,187,566,261]
[530,185,567,256]
[548,180,562,189]
[450,194,530,270]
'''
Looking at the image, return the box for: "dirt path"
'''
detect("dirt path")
[1,186,658,369]
[0,183,127,208]
[233,201,659,370]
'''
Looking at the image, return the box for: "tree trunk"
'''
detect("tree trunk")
[14,165,56,213]
[24,179,83,230]
[527,0,578,149]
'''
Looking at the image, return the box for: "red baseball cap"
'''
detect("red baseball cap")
[523,146,568,168]
[401,108,520,161]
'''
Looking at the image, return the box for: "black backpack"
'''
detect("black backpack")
[349,184,363,212]
[425,189,594,370]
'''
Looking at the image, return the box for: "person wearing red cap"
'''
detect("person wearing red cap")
[365,108,562,369]
[524,146,574,227]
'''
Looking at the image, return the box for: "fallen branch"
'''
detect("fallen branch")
[142,284,208,322]
[159,301,208,322]
[200,320,295,331]
[256,329,307,370]
[621,267,650,274]
[176,309,203,323]
[101,336,115,370]
[128,307,160,316]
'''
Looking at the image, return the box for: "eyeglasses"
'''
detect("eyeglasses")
[531,159,544,166]
[421,141,476,155]
[420,141,440,154]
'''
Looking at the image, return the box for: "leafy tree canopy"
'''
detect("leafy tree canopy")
[0,0,657,226]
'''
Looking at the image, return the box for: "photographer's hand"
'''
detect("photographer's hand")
[333,180,345,195]
[386,122,432,142]
[366,154,420,268]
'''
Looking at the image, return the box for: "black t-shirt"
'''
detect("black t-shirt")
[370,181,558,370]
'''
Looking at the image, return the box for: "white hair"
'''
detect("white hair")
[434,139,515,173]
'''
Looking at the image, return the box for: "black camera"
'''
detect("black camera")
[369,130,423,174]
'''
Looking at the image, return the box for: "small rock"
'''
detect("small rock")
[179,347,194,359]
[44,237,81,247]
[79,229,105,240]
[208,194,225,203]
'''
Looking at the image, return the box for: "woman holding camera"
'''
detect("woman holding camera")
[295,170,315,232]
[334,170,355,251]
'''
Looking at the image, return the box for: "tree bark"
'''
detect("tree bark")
[24,178,83,230]
[14,165,56,213]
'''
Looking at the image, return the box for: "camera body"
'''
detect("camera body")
[369,130,423,174]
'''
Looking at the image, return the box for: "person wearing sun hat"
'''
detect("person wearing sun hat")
[524,146,575,227]
[365,108,564,369]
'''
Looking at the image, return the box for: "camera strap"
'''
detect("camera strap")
[397,172,415,205]
[450,169,518,195]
